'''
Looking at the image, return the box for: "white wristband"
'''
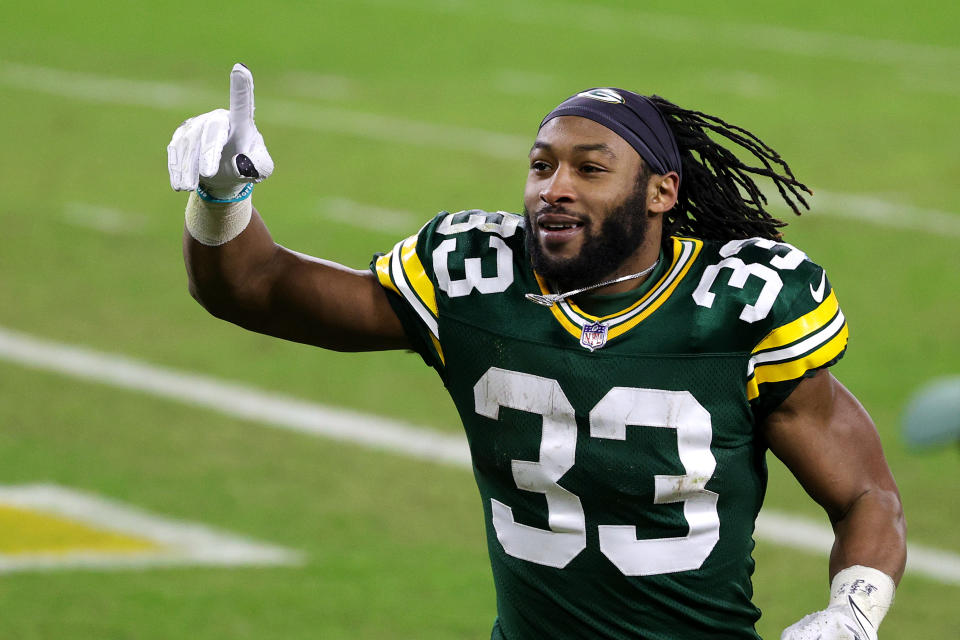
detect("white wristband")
[829,565,895,630]
[184,190,253,246]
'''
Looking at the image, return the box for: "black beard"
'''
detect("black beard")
[524,188,649,291]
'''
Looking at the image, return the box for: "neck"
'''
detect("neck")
[527,258,662,308]
[572,233,663,297]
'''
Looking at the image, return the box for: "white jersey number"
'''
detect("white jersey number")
[432,212,518,298]
[474,368,719,576]
[692,237,807,323]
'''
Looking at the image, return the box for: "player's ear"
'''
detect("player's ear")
[648,172,679,215]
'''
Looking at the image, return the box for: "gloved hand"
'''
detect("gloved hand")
[781,599,877,640]
[167,63,274,200]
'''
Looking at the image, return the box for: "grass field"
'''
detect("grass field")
[1,0,959,638]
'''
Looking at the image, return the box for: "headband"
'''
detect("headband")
[539,88,682,181]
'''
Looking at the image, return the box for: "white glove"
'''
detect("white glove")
[780,601,877,640]
[167,63,274,200]
[781,565,895,640]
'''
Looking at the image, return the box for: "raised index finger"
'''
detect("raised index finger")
[228,63,255,129]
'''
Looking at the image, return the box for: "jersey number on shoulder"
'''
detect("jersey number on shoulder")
[432,212,519,298]
[692,237,807,323]
[474,367,719,576]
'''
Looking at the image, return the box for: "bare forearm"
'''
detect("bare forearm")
[183,205,409,351]
[830,487,906,583]
[765,372,907,585]
[183,206,280,316]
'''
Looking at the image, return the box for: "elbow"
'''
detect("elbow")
[872,487,908,579]
[184,242,283,323]
[845,485,908,552]
[837,486,905,528]
[887,487,907,539]
[187,278,244,323]
[871,486,906,532]
[187,279,204,306]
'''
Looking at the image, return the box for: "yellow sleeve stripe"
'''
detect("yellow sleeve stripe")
[755,322,848,384]
[400,235,439,318]
[752,289,839,354]
[375,253,400,295]
[430,334,446,366]
[746,322,849,400]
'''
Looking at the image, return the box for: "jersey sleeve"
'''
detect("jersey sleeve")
[745,247,849,419]
[369,215,446,372]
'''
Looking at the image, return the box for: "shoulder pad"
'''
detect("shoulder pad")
[691,237,820,325]
[433,209,523,239]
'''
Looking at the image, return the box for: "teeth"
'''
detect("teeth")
[543,223,576,230]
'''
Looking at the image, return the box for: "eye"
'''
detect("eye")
[581,164,606,174]
[530,160,552,172]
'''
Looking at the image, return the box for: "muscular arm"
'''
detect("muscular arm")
[184,205,410,352]
[762,370,906,583]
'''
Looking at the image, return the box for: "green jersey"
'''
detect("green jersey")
[371,210,848,640]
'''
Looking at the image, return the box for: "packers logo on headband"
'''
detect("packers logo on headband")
[576,88,625,104]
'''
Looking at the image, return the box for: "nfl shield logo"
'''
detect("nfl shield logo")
[580,322,608,351]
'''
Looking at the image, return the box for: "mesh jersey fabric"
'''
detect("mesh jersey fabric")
[370,210,848,639]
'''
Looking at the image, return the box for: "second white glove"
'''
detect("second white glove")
[781,565,894,640]
[781,602,876,640]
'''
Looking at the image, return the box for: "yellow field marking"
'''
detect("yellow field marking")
[0,484,302,573]
[0,504,158,555]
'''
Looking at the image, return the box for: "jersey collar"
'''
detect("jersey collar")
[533,236,703,345]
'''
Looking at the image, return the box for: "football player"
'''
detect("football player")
[168,64,906,640]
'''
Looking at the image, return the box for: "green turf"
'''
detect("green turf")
[1,0,959,637]
[0,363,494,640]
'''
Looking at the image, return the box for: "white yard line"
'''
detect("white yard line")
[756,512,960,587]
[0,325,957,585]
[317,197,425,234]
[2,60,956,236]
[277,70,356,101]
[809,190,960,236]
[358,0,960,68]
[0,484,302,572]
[0,326,471,467]
[491,69,560,96]
[0,61,526,160]
[764,188,960,238]
[63,202,146,235]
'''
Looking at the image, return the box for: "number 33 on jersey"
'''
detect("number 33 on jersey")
[371,210,848,639]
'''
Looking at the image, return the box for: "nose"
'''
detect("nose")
[540,165,576,206]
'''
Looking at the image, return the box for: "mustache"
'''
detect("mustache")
[531,204,586,220]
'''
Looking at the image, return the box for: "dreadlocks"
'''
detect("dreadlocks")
[648,95,812,242]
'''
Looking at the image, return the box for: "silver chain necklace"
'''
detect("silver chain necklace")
[525,259,660,307]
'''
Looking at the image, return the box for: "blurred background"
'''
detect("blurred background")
[1,0,957,637]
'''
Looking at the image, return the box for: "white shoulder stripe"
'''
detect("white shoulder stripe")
[747,310,845,376]
[389,239,439,338]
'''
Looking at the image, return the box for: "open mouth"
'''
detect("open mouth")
[540,221,583,231]
[537,213,586,244]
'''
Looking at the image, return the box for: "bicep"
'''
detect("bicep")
[762,370,898,522]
